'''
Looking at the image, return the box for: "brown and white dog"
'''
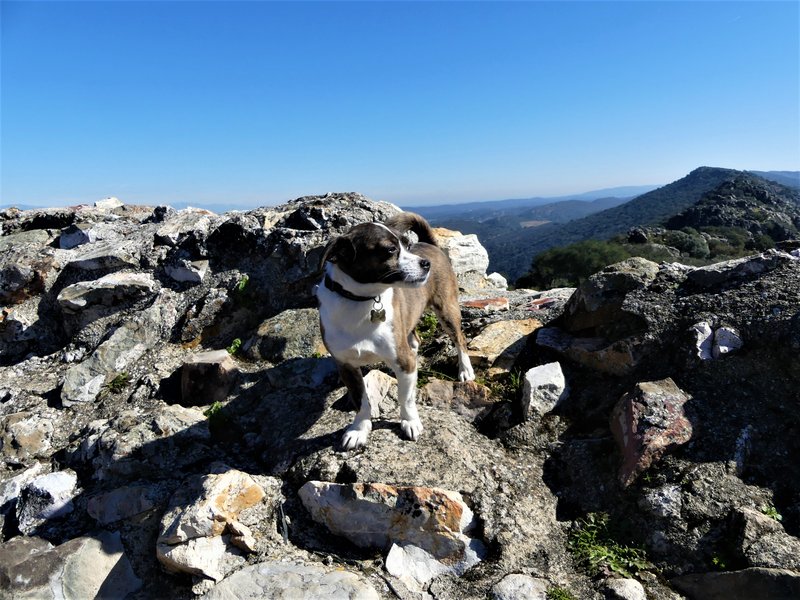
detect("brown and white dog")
[317,212,475,449]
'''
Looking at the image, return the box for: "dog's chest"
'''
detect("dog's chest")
[318,288,398,366]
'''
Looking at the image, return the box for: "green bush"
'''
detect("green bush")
[523,240,631,288]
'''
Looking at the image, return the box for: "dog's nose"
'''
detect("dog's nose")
[420,258,431,271]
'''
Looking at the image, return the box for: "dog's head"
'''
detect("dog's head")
[321,222,431,286]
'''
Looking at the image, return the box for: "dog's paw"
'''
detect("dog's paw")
[342,427,370,450]
[457,352,475,382]
[458,363,475,382]
[401,418,423,441]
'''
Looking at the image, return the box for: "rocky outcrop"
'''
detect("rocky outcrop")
[0,195,798,599]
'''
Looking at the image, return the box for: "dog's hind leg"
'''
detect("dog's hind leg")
[432,303,475,382]
[338,362,372,450]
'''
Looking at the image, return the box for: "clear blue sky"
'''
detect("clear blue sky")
[2,1,798,208]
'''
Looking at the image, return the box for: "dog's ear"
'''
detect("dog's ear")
[320,235,356,268]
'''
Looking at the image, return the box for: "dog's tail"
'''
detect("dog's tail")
[385,212,438,247]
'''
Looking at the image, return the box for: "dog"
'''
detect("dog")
[317,212,475,449]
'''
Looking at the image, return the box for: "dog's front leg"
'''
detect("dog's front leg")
[338,362,372,450]
[395,360,423,441]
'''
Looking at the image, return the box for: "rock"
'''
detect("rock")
[16,470,79,534]
[692,321,714,360]
[462,296,510,312]
[536,328,642,375]
[68,405,211,482]
[521,362,568,419]
[0,410,56,460]
[298,481,480,562]
[243,308,326,363]
[671,567,800,600]
[180,349,238,406]
[57,271,158,313]
[434,228,491,290]
[0,463,48,515]
[637,485,682,519]
[165,258,209,283]
[491,574,549,600]
[609,378,693,487]
[157,464,268,583]
[0,530,142,599]
[467,318,542,374]
[363,368,397,418]
[0,536,54,584]
[563,257,659,336]
[418,379,495,423]
[686,250,792,288]
[59,223,96,249]
[386,538,486,591]
[61,291,178,406]
[155,207,215,246]
[87,484,165,525]
[203,561,381,600]
[95,196,124,210]
[603,578,647,600]
[713,325,743,358]
[734,507,800,570]
[66,240,141,271]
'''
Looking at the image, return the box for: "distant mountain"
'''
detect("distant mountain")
[488,167,750,280]
[404,184,658,221]
[750,170,800,190]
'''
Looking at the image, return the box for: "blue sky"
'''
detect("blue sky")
[2,1,798,208]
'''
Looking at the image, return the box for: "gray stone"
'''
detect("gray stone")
[87,484,165,525]
[57,271,158,313]
[0,463,48,515]
[0,411,56,460]
[0,530,141,599]
[671,567,800,600]
[66,240,141,270]
[713,325,743,358]
[521,362,568,419]
[61,291,178,406]
[492,574,549,600]
[735,507,800,570]
[155,208,215,246]
[385,538,486,592]
[165,258,209,283]
[243,307,327,363]
[204,561,380,600]
[69,405,210,482]
[59,223,96,249]
[603,578,647,600]
[637,485,682,519]
[692,321,714,360]
[686,250,792,288]
[181,349,238,406]
[16,470,79,534]
[95,196,124,210]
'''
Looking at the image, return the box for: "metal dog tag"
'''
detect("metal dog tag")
[370,308,386,323]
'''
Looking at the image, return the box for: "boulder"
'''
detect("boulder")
[0,530,142,599]
[521,362,568,419]
[243,307,326,363]
[203,561,380,600]
[16,470,80,535]
[180,349,238,406]
[467,318,542,374]
[491,574,549,600]
[671,567,800,600]
[609,378,693,487]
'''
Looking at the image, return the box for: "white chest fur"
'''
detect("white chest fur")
[317,282,397,367]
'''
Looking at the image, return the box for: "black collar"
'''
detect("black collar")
[324,274,377,302]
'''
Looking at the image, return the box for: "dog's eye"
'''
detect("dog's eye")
[386,245,398,255]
